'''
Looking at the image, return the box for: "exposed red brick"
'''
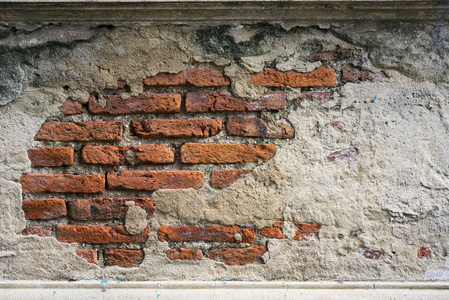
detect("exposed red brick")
[76,250,98,264]
[260,221,286,239]
[22,198,66,220]
[250,67,336,87]
[28,147,74,167]
[166,248,203,261]
[331,121,347,133]
[88,94,181,114]
[117,79,128,89]
[34,121,122,142]
[181,143,276,164]
[143,67,230,87]
[186,91,285,112]
[226,117,294,138]
[418,246,431,259]
[107,170,204,191]
[104,249,144,268]
[68,197,155,221]
[301,91,332,104]
[360,248,383,260]
[82,145,175,165]
[20,174,105,194]
[59,99,82,115]
[158,225,255,243]
[342,67,389,83]
[130,119,222,138]
[293,223,321,240]
[56,225,150,244]
[22,225,52,237]
[307,49,353,61]
[208,245,267,266]
[211,169,253,189]
[324,148,358,162]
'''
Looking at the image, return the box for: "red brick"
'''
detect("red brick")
[104,249,144,268]
[208,245,267,266]
[324,148,357,162]
[418,246,431,259]
[20,174,105,194]
[301,91,332,104]
[130,119,222,138]
[359,248,383,260]
[22,198,66,220]
[211,169,252,189]
[293,223,321,240]
[260,221,286,239]
[158,225,255,243]
[186,91,285,112]
[342,67,389,83]
[34,121,122,142]
[28,147,74,167]
[76,250,98,264]
[307,49,353,61]
[82,145,175,165]
[88,94,181,114]
[331,121,347,133]
[226,117,294,138]
[250,67,336,87]
[181,143,276,164]
[68,197,155,221]
[117,79,128,89]
[166,248,203,261]
[143,67,230,87]
[59,99,82,115]
[22,225,52,237]
[56,225,150,244]
[107,170,204,191]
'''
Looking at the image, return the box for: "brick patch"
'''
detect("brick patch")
[342,67,389,83]
[34,121,122,141]
[20,174,105,194]
[56,225,150,244]
[104,249,144,268]
[208,245,267,266]
[260,221,286,239]
[22,198,66,220]
[293,223,321,240]
[250,67,336,87]
[307,49,353,61]
[166,248,203,261]
[22,225,52,237]
[59,99,82,115]
[158,225,255,243]
[418,246,431,259]
[143,67,230,87]
[76,250,98,264]
[226,117,294,138]
[28,147,74,167]
[211,169,252,188]
[130,119,222,138]
[89,94,181,114]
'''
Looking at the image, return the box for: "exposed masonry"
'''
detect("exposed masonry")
[19,54,399,268]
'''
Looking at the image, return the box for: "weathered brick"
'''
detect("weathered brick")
[34,121,122,142]
[331,121,347,133]
[68,197,155,221]
[307,49,353,61]
[82,145,175,165]
[143,67,230,87]
[166,248,203,261]
[293,223,321,241]
[250,67,336,87]
[104,249,144,268]
[28,147,74,167]
[359,248,383,260]
[211,169,253,189]
[20,174,105,194]
[22,198,66,220]
[342,67,389,83]
[56,225,150,244]
[59,99,82,115]
[88,94,181,114]
[208,245,267,266]
[181,143,276,164]
[107,170,204,191]
[117,79,128,89]
[76,250,98,264]
[186,91,285,112]
[22,225,52,237]
[260,221,286,239]
[226,117,294,139]
[301,91,332,104]
[158,225,255,243]
[324,148,357,162]
[130,119,222,138]
[418,246,431,259]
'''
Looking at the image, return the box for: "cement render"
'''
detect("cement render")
[0,22,448,281]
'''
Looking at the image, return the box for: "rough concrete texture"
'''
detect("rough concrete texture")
[0,22,449,281]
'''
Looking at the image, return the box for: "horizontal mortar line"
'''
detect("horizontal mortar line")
[1,281,449,290]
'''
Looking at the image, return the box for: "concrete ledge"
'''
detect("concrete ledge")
[0,1,448,24]
[1,281,449,299]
